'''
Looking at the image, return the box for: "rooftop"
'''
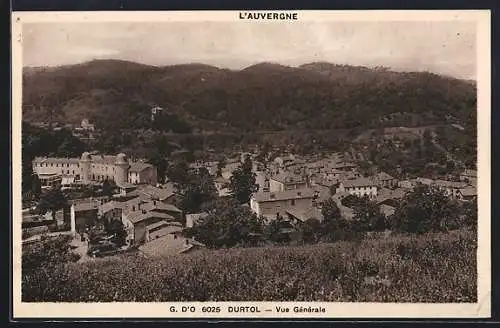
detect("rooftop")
[33,157,79,164]
[270,172,306,184]
[186,212,209,221]
[286,206,324,223]
[73,200,100,212]
[252,188,315,203]
[136,184,176,201]
[140,201,182,214]
[90,155,118,165]
[126,210,176,225]
[433,180,469,189]
[129,162,154,173]
[375,172,395,181]
[375,188,407,204]
[342,177,377,188]
[461,169,477,177]
[145,220,183,233]
[459,187,477,197]
[380,204,396,217]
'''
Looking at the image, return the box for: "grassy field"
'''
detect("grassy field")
[22,228,476,302]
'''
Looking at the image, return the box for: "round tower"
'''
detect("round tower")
[114,153,130,186]
[80,152,91,184]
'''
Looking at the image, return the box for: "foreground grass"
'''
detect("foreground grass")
[22,228,476,302]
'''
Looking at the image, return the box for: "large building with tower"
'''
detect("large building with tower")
[32,152,158,188]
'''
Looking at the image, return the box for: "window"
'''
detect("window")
[291,199,295,205]
[51,163,54,167]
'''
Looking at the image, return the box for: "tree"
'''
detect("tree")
[57,135,85,158]
[166,160,190,190]
[179,167,218,214]
[462,198,478,228]
[300,218,322,243]
[101,179,115,198]
[392,185,461,234]
[22,234,80,273]
[321,198,346,241]
[31,174,42,201]
[104,219,127,246]
[147,152,168,184]
[216,158,226,177]
[352,197,386,232]
[229,155,258,204]
[36,94,66,130]
[38,188,68,221]
[191,198,265,248]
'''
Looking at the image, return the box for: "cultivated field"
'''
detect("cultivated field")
[22,228,476,302]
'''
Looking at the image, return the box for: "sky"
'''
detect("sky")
[22,21,477,80]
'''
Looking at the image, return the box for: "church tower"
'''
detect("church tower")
[79,152,91,184]
[114,153,130,186]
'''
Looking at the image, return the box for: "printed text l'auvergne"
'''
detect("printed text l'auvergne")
[239,12,298,21]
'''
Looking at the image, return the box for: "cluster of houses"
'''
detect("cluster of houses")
[32,152,158,190]
[24,146,478,255]
[184,151,477,229]
[31,118,98,141]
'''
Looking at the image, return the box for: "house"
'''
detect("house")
[250,188,315,221]
[286,206,324,224]
[128,162,158,185]
[375,188,406,207]
[380,204,396,217]
[214,176,232,197]
[433,180,469,198]
[32,152,158,187]
[274,155,296,169]
[373,172,397,188]
[221,162,241,180]
[138,234,205,257]
[458,187,477,201]
[460,169,477,186]
[70,200,100,234]
[99,196,184,246]
[331,161,358,172]
[185,212,209,228]
[415,177,434,186]
[336,178,378,199]
[122,204,183,245]
[312,178,338,197]
[398,179,417,190]
[150,105,164,121]
[135,183,178,204]
[255,170,269,192]
[269,172,308,192]
[323,168,345,181]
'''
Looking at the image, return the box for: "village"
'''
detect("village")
[22,136,478,260]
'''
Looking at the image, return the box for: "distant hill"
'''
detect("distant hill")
[22,59,476,133]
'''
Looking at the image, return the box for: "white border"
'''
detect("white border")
[11,10,491,319]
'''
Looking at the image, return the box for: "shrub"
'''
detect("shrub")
[22,228,476,302]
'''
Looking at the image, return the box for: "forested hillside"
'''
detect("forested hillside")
[22,59,476,134]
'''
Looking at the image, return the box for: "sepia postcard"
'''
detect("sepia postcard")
[11,10,491,319]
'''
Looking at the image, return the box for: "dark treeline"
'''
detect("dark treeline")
[22,123,87,198]
[22,60,476,134]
